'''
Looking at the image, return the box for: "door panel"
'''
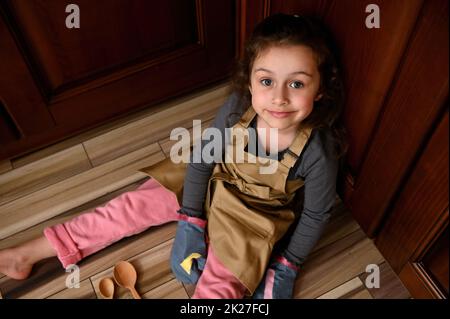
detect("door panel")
[0,0,236,160]
[5,0,198,94]
[0,10,55,137]
[350,0,449,236]
[0,100,21,145]
[375,109,449,298]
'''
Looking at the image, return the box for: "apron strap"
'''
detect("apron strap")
[237,106,256,129]
[280,127,312,169]
[233,105,312,169]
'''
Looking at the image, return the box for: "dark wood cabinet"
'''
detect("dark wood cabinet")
[0,0,236,160]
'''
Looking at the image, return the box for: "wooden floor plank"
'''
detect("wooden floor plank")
[0,160,12,175]
[0,144,164,240]
[142,278,189,299]
[359,261,411,299]
[90,239,174,299]
[83,86,228,167]
[311,198,361,254]
[348,288,374,299]
[317,277,364,299]
[47,279,97,299]
[159,119,214,160]
[293,229,385,299]
[0,145,91,206]
[182,283,196,298]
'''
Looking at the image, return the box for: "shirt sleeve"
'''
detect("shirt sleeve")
[179,93,242,217]
[283,128,339,266]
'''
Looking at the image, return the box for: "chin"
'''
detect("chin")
[266,120,296,131]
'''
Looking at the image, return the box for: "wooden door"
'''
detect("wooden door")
[376,110,449,298]
[0,0,236,160]
[239,0,449,298]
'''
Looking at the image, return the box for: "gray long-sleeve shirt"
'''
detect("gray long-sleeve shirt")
[179,93,338,266]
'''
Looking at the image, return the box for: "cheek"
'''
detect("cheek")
[293,93,316,106]
[292,96,316,116]
[250,87,267,103]
[251,94,263,109]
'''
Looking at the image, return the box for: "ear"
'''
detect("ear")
[248,84,253,94]
[314,93,323,101]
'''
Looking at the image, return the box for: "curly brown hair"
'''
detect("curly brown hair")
[232,13,348,158]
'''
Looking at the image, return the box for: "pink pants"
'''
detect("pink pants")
[43,178,246,299]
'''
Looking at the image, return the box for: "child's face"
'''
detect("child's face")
[249,45,322,133]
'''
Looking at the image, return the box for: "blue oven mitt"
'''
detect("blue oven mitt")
[170,211,207,284]
[252,254,300,299]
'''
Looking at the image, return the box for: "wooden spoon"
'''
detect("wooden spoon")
[113,261,141,299]
[99,277,115,299]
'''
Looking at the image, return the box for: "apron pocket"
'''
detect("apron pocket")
[216,197,274,240]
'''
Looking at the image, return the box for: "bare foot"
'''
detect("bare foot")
[0,248,34,280]
[0,236,57,280]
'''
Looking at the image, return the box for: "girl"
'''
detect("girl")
[0,13,346,299]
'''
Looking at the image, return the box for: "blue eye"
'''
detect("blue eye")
[290,81,304,89]
[260,79,272,86]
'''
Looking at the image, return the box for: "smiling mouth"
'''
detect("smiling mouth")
[268,110,295,118]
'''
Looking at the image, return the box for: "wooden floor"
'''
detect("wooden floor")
[0,83,411,299]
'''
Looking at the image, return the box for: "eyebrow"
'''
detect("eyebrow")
[254,68,313,78]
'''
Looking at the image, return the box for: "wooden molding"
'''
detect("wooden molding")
[399,262,446,299]
[411,209,449,262]
[195,0,206,46]
[236,0,271,59]
[50,44,205,104]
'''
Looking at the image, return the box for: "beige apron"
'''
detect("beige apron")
[139,106,311,295]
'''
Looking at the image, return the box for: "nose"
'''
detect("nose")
[272,85,288,106]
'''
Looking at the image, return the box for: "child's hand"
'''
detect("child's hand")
[252,255,299,299]
[170,214,207,284]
